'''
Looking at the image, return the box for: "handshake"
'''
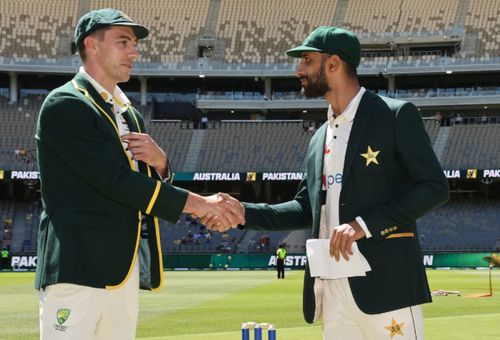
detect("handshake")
[184,192,245,232]
[121,132,245,232]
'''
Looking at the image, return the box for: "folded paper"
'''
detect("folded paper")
[306,239,371,279]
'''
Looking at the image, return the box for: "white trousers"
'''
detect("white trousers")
[323,278,424,340]
[39,259,139,340]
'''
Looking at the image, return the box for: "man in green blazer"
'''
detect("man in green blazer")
[35,8,243,340]
[232,27,449,339]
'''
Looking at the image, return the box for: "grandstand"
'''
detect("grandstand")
[418,196,500,252]
[343,0,460,34]
[0,0,77,61]
[0,96,39,171]
[91,0,211,63]
[216,0,338,64]
[1,0,499,260]
[193,120,311,172]
[441,124,500,169]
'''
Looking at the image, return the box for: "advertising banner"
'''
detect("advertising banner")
[5,252,497,271]
[2,170,499,181]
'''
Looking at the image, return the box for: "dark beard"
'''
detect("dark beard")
[301,63,330,98]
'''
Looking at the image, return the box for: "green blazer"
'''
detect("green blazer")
[35,73,189,291]
[243,91,449,322]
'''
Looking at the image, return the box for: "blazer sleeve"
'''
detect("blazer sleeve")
[360,102,449,239]
[242,175,313,231]
[37,93,188,223]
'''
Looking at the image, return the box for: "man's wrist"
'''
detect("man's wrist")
[184,192,205,217]
[155,160,168,178]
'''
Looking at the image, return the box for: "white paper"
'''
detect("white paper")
[306,239,371,279]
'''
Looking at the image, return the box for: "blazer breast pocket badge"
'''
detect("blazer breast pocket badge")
[360,145,380,166]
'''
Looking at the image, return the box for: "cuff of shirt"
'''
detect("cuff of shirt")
[157,167,172,182]
[156,160,173,183]
[356,216,372,238]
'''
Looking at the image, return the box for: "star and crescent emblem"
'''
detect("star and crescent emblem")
[385,318,405,338]
[360,145,380,166]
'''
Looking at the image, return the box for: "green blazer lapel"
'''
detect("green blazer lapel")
[122,107,140,133]
[307,123,327,237]
[71,74,132,166]
[343,91,377,181]
[72,74,123,143]
[73,74,115,123]
[312,123,327,191]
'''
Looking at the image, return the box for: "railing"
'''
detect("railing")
[357,27,466,39]
[198,87,500,101]
[3,53,500,75]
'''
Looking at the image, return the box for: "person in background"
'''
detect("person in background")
[1,247,9,270]
[276,243,287,279]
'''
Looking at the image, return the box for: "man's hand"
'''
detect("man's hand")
[330,220,366,261]
[121,132,168,176]
[184,192,245,232]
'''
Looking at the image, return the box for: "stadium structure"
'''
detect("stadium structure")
[1,0,499,271]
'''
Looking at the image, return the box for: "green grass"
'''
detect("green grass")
[0,269,499,339]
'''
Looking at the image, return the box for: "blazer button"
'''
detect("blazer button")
[340,202,347,207]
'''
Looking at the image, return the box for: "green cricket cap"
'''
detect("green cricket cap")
[286,26,361,68]
[75,8,149,46]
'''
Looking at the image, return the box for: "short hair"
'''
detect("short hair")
[322,53,357,79]
[343,59,358,78]
[321,53,333,62]
[77,26,111,62]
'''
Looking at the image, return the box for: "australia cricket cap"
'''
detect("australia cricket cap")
[75,8,149,46]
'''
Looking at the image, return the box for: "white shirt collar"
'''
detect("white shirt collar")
[327,87,366,123]
[78,66,131,110]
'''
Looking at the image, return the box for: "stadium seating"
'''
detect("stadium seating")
[8,194,498,254]
[18,201,40,253]
[417,196,500,252]
[159,213,290,254]
[4,0,500,65]
[423,119,441,144]
[465,0,500,57]
[90,0,211,63]
[0,96,40,170]
[343,0,403,34]
[2,94,499,174]
[195,121,312,172]
[0,200,39,253]
[441,124,500,169]
[1,200,15,249]
[150,120,314,173]
[3,0,500,64]
[216,0,338,64]
[148,121,194,172]
[0,0,77,61]
[398,0,459,33]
